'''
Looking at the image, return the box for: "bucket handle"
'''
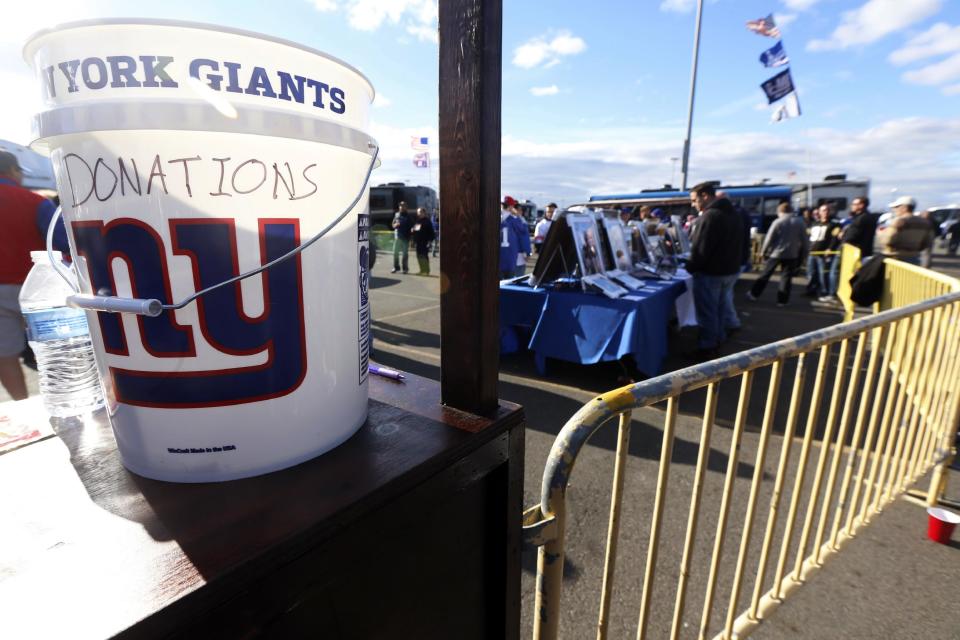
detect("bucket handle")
[49,143,380,317]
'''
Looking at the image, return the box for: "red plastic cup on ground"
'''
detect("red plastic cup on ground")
[926,507,960,544]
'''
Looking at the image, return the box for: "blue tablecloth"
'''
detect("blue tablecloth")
[500,276,687,376]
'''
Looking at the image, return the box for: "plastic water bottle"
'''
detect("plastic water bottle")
[19,251,104,417]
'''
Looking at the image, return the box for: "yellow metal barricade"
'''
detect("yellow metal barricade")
[750,235,764,269]
[523,267,960,640]
[880,257,960,310]
[834,244,860,321]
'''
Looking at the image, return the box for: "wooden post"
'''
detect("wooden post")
[438,0,502,415]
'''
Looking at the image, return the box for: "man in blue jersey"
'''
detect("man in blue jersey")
[499,196,531,279]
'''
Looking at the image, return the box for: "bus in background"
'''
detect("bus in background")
[369,182,439,228]
[516,199,539,233]
[586,183,793,232]
[790,175,870,218]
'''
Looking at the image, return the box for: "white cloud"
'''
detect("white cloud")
[660,0,695,13]
[308,0,438,42]
[807,0,943,52]
[888,22,960,92]
[783,0,820,10]
[774,13,798,29]
[373,92,392,108]
[706,91,769,118]
[944,84,960,96]
[489,117,960,211]
[405,23,437,44]
[530,85,559,97]
[902,52,960,86]
[512,31,586,69]
[889,22,960,65]
[550,33,587,56]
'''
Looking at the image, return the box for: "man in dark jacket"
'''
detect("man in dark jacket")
[716,190,753,334]
[840,196,878,258]
[687,182,745,356]
[412,207,436,275]
[391,201,414,274]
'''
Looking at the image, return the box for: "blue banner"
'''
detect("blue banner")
[760,41,789,68]
[761,69,795,104]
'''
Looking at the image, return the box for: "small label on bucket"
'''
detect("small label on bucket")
[23,307,90,342]
[358,213,370,385]
[167,445,237,454]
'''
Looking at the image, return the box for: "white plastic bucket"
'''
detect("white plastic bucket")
[24,20,377,482]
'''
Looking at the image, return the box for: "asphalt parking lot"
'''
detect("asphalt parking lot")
[366,248,960,640]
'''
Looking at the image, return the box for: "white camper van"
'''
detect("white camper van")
[790,174,869,218]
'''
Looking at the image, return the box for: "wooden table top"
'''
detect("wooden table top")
[0,374,522,639]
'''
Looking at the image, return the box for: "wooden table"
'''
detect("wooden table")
[0,374,524,639]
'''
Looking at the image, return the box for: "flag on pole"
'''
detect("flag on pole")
[761,68,795,103]
[759,41,789,68]
[770,92,801,122]
[746,14,781,38]
[410,136,429,150]
[413,151,430,168]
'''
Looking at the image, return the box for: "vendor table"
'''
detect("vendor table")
[500,275,687,376]
[0,374,524,639]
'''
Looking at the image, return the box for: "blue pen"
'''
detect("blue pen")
[369,364,406,381]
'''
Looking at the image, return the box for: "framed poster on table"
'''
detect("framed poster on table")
[566,213,628,298]
[629,221,677,278]
[600,214,646,290]
[626,220,654,270]
[670,215,692,256]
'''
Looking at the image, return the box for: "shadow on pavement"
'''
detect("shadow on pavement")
[371,339,760,482]
[370,275,402,289]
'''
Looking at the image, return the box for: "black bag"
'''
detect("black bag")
[849,255,885,306]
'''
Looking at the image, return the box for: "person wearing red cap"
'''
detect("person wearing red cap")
[499,196,530,279]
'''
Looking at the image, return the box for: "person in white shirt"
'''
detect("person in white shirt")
[533,203,557,254]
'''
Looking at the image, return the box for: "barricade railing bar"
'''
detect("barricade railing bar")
[523,267,960,640]
[880,257,960,311]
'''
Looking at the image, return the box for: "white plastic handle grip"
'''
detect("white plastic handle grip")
[67,294,163,317]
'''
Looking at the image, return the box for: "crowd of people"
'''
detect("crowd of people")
[383,184,939,362]
[390,201,437,276]
[683,182,937,359]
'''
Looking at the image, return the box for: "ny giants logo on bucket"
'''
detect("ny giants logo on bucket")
[71,217,307,409]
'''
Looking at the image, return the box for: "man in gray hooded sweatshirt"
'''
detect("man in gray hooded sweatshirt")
[747,202,809,306]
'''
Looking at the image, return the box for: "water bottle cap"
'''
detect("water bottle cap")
[31,250,62,263]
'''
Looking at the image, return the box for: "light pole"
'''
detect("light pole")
[670,157,679,187]
[680,0,704,191]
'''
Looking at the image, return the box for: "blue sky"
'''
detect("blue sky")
[2,0,959,208]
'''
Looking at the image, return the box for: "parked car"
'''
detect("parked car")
[930,206,960,253]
